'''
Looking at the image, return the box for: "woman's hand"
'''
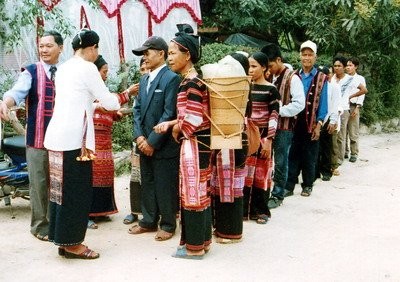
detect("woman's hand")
[260,138,272,159]
[154,121,171,134]
[172,123,181,143]
[126,83,139,97]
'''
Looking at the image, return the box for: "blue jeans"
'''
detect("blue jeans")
[271,130,294,199]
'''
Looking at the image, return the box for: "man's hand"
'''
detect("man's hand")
[311,123,322,140]
[137,136,154,156]
[327,123,337,134]
[350,106,359,118]
[0,101,10,121]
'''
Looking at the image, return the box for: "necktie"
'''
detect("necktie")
[49,66,57,83]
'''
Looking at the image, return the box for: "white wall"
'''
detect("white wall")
[1,0,198,74]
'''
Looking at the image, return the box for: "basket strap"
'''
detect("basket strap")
[199,78,247,118]
[203,110,242,139]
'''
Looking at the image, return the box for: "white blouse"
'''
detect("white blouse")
[44,56,120,152]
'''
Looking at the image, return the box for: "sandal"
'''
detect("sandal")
[123,213,138,225]
[64,246,100,260]
[172,246,204,260]
[87,220,98,229]
[256,214,269,225]
[35,234,49,241]
[154,230,174,241]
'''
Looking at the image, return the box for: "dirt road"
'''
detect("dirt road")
[1,133,399,282]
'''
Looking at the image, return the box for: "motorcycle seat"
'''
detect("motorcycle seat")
[2,135,25,150]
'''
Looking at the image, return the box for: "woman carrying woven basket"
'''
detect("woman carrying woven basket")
[154,24,212,260]
[243,52,280,224]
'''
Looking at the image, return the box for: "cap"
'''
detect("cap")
[300,40,317,54]
[132,36,168,56]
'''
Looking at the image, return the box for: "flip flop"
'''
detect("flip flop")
[87,220,98,229]
[123,213,138,225]
[172,246,204,260]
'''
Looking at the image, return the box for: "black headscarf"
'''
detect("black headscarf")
[72,29,100,51]
[172,24,201,63]
[94,55,107,70]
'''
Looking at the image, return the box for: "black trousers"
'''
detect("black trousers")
[316,122,333,179]
[138,155,179,233]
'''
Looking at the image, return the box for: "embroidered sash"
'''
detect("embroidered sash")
[216,149,235,203]
[180,137,201,207]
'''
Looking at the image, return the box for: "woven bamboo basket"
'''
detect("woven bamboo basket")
[203,76,251,149]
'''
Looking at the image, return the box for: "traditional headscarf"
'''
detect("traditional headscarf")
[171,24,201,63]
[94,55,107,70]
[72,29,99,51]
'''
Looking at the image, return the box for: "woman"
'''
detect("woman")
[211,52,249,243]
[243,52,280,224]
[43,29,120,259]
[87,55,135,229]
[155,24,212,259]
[124,58,148,225]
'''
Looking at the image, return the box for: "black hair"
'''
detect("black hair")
[42,30,63,46]
[251,51,269,69]
[347,57,360,67]
[260,43,282,61]
[230,52,249,75]
[333,55,347,67]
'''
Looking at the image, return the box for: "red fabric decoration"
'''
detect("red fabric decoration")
[80,6,91,29]
[116,10,125,63]
[148,13,153,37]
[140,0,202,24]
[37,0,62,12]
[99,0,128,18]
[36,16,45,56]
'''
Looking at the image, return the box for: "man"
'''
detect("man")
[346,57,368,163]
[331,55,354,175]
[0,30,63,241]
[283,40,328,197]
[260,43,305,208]
[129,36,180,241]
[315,65,341,181]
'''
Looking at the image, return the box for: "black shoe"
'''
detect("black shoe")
[300,187,312,197]
[321,174,331,181]
[349,155,357,162]
[344,154,349,159]
[268,196,283,209]
[283,190,294,197]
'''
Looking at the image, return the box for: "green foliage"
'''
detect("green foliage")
[0,0,73,52]
[109,60,141,152]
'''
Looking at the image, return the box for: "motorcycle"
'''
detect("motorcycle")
[0,106,29,218]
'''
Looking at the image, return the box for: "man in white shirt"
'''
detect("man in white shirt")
[346,57,368,162]
[331,55,354,174]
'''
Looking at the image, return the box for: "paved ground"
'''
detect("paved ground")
[1,133,400,282]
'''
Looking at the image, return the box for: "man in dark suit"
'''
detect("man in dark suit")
[129,36,180,241]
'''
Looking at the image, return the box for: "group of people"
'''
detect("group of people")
[0,25,367,260]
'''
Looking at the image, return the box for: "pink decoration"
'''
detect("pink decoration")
[38,0,62,11]
[99,0,128,18]
[141,0,202,24]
